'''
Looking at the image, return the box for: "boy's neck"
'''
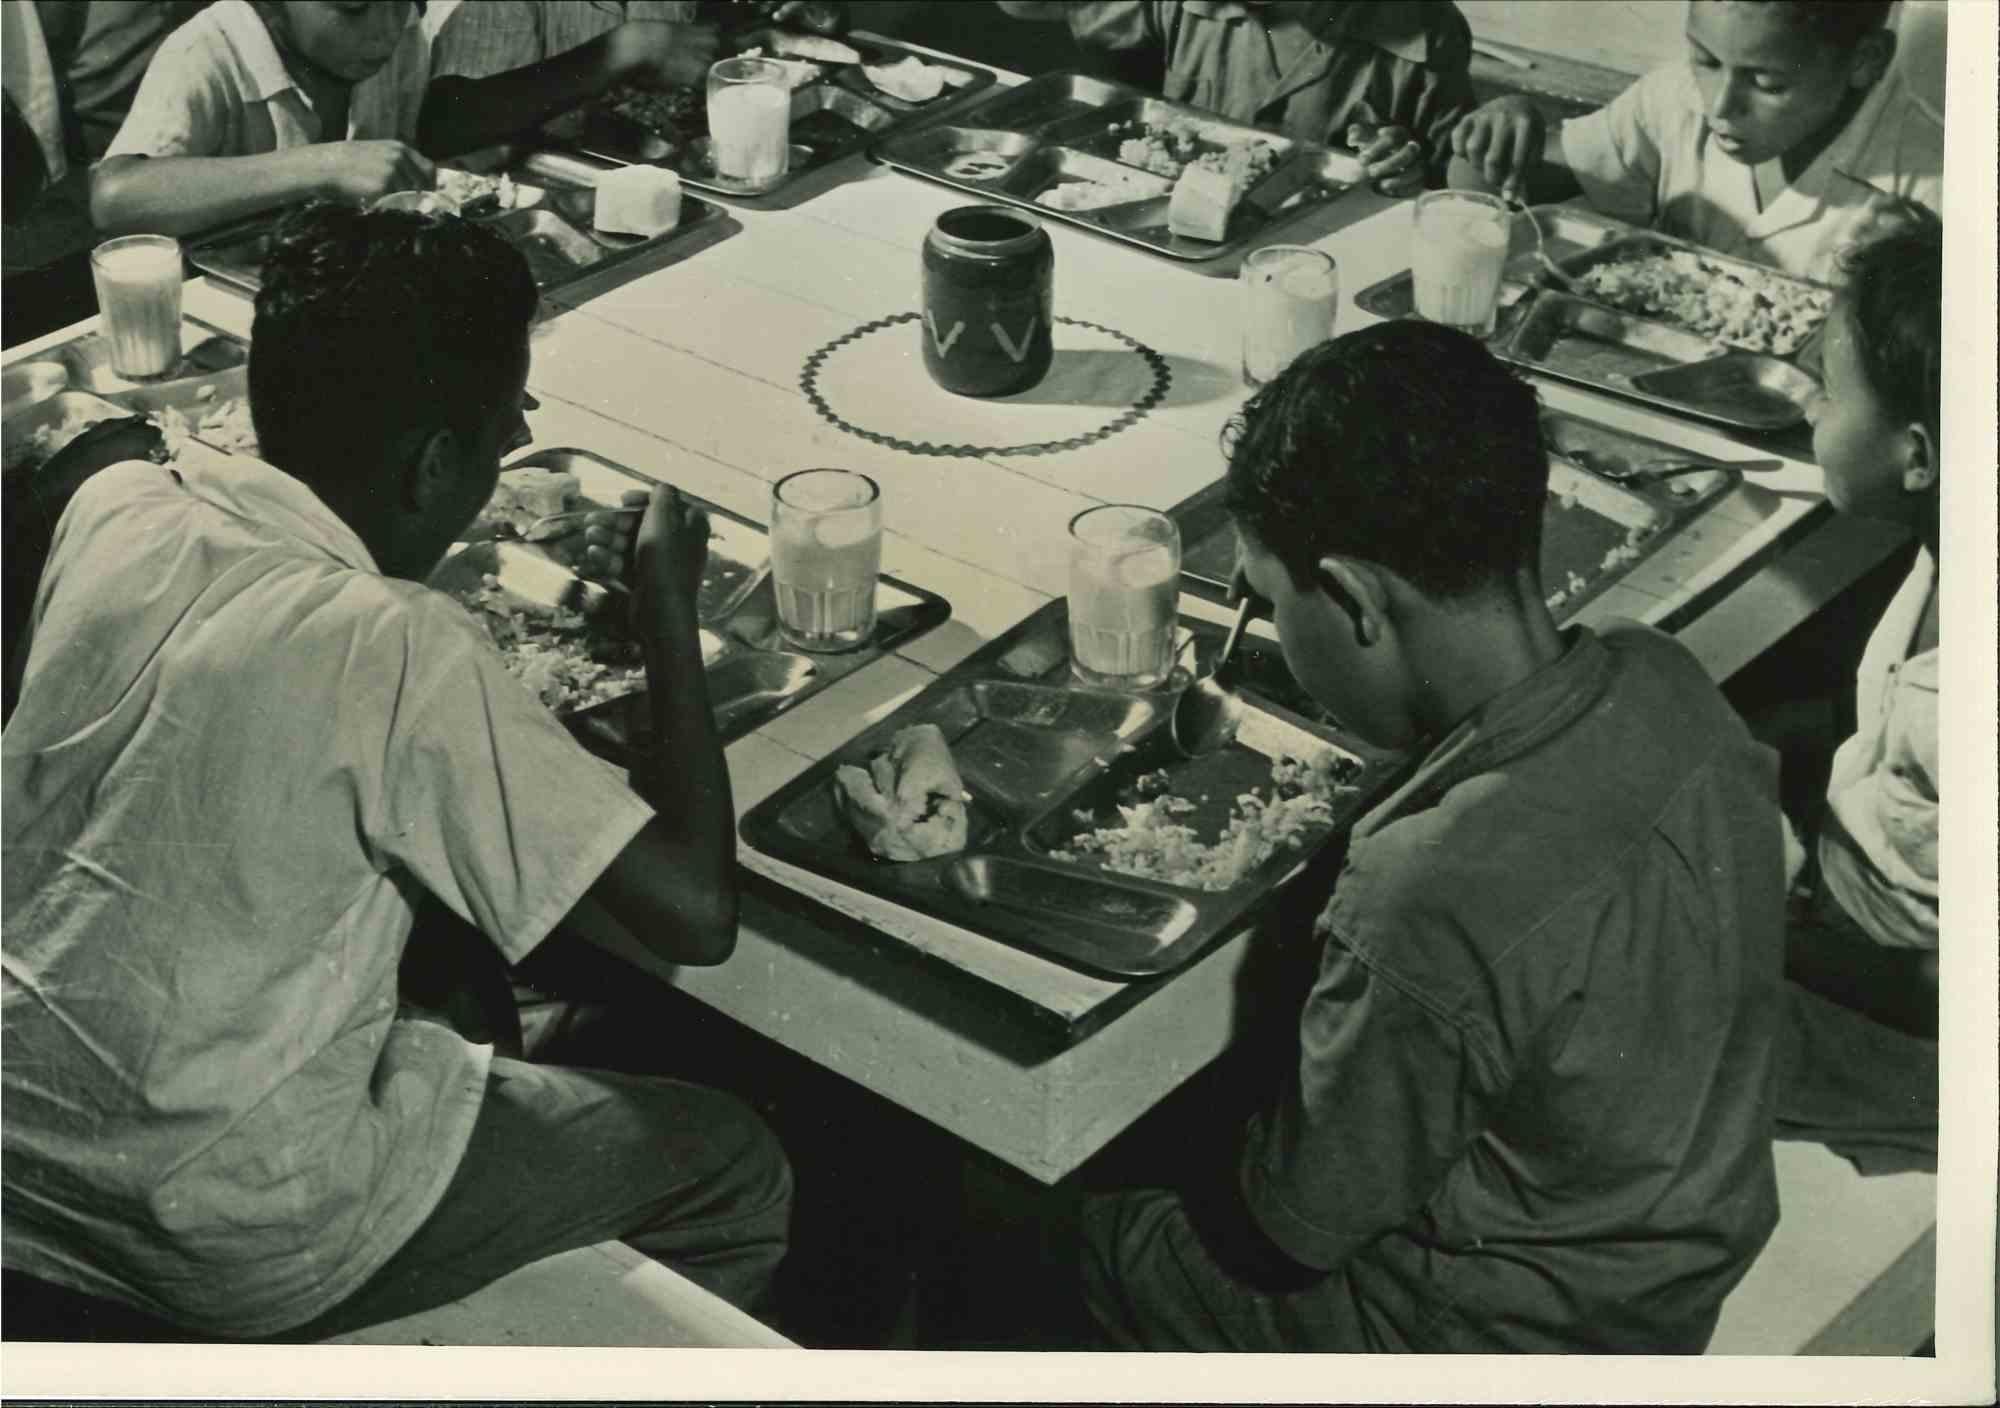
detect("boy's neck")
[1402,582,1568,742]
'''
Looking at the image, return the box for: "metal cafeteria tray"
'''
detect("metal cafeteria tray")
[739,597,1404,982]
[1551,231,1834,361]
[428,447,950,753]
[872,72,1366,262]
[1172,408,1743,623]
[575,37,996,200]
[2,318,256,470]
[1353,210,1827,436]
[186,154,730,300]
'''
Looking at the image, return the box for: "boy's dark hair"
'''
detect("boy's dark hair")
[1223,322,1548,602]
[1733,1,1894,50]
[249,202,538,485]
[1838,228,1943,436]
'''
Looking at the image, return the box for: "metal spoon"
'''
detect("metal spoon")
[1506,194,1579,292]
[1596,456,1785,487]
[1169,596,1254,759]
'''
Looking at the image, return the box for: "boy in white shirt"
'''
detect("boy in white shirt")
[1447,1,1940,283]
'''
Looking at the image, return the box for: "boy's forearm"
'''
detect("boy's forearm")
[629,610,738,913]
[994,1,1072,19]
[90,152,329,236]
[419,33,630,157]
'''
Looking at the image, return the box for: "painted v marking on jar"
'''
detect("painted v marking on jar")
[991,315,1040,364]
[924,310,966,356]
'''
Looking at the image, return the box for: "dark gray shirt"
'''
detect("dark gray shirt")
[1242,624,1786,1353]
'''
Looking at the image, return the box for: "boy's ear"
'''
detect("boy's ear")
[1850,29,1895,90]
[1902,421,1938,495]
[406,427,459,511]
[1313,554,1388,648]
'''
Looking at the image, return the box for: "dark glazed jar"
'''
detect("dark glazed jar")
[921,205,1054,397]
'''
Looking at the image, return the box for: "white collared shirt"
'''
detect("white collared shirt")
[103,0,431,160]
[1819,550,1938,950]
[1,453,651,1335]
[1560,62,1943,282]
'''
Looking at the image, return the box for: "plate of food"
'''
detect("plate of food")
[740,598,1403,986]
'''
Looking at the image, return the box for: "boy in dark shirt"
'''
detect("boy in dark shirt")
[1078,323,1787,1353]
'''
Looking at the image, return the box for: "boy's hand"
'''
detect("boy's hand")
[1450,95,1544,198]
[1346,123,1425,198]
[734,0,849,34]
[311,140,435,203]
[626,486,712,640]
[611,21,723,90]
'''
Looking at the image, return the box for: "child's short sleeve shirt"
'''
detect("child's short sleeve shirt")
[1062,0,1475,161]
[1560,62,1943,282]
[103,0,431,161]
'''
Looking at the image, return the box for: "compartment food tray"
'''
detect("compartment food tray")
[3,318,256,471]
[186,153,731,301]
[871,72,1366,262]
[1353,209,1827,441]
[740,597,1405,983]
[430,447,950,752]
[1172,407,1745,623]
[575,37,996,200]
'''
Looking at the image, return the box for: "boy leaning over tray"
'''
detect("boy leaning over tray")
[996,1,1476,196]
[1447,0,1940,282]
[1065,323,1787,1353]
[1,203,791,1340]
[88,0,720,236]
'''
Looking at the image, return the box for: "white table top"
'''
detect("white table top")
[11,89,1905,1184]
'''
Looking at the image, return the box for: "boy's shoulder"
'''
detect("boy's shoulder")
[1328,624,1762,966]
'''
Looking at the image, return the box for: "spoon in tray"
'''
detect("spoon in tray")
[1501,181,1579,293]
[1169,595,1255,760]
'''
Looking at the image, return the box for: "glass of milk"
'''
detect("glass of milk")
[1240,245,1338,387]
[1068,505,1182,690]
[707,57,792,190]
[1410,192,1512,339]
[89,235,184,379]
[771,469,882,653]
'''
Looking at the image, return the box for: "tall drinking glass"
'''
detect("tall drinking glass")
[90,235,184,379]
[1240,245,1338,387]
[707,57,792,190]
[1068,505,1181,690]
[770,469,882,653]
[1410,191,1511,338]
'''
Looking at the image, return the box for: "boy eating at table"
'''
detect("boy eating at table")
[1,203,790,1340]
[1447,0,1941,281]
[89,0,718,235]
[995,1,1476,195]
[1074,322,1787,1353]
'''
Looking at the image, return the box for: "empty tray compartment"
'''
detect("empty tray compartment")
[944,856,1200,977]
[790,83,897,143]
[1002,147,1173,211]
[1507,293,1723,382]
[489,209,609,286]
[881,125,1039,183]
[1627,352,1820,432]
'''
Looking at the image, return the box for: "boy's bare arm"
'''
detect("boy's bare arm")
[90,144,434,236]
[994,2,1073,17]
[418,22,719,158]
[568,489,740,967]
[1446,95,1576,202]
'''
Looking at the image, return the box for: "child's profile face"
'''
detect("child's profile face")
[1685,2,1878,167]
[1808,306,1918,520]
[269,1,411,84]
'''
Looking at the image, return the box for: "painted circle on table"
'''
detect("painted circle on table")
[799,313,1172,459]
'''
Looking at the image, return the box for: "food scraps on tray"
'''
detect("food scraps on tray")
[5,386,257,475]
[456,575,644,715]
[1573,249,1830,359]
[835,722,972,862]
[435,168,520,216]
[1054,751,1360,893]
[1114,118,1282,185]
